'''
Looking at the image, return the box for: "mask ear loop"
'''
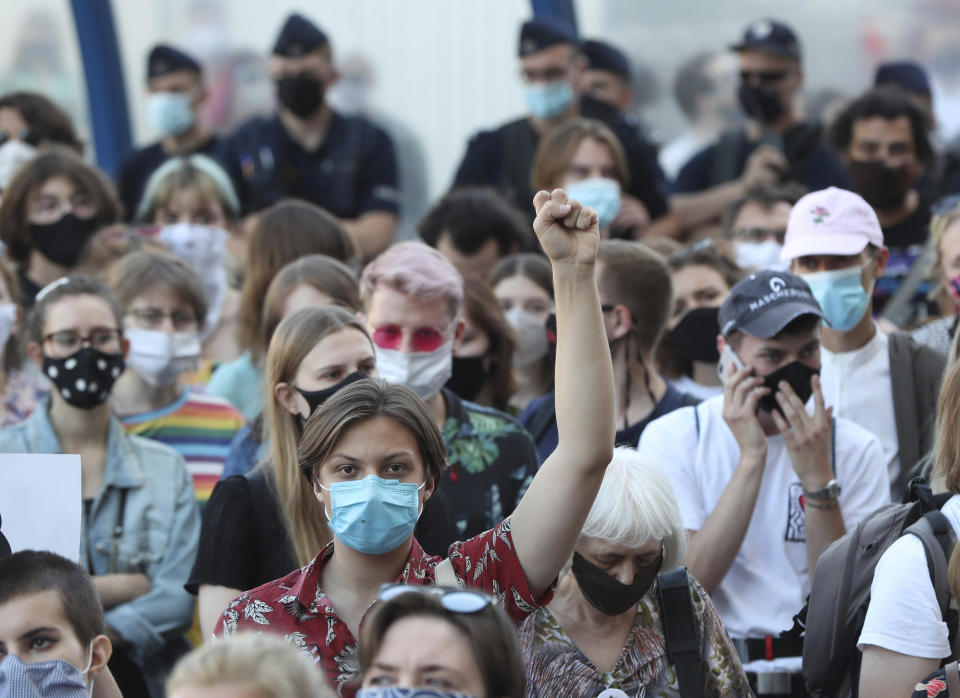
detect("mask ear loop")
[82,642,95,697]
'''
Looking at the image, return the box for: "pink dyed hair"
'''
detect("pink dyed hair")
[360,241,465,319]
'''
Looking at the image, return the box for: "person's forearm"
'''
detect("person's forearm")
[94,574,151,610]
[341,212,397,261]
[670,180,746,229]
[642,211,682,239]
[552,263,614,470]
[685,456,764,593]
[804,504,845,581]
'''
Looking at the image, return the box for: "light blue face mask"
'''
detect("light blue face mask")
[0,647,94,698]
[523,80,574,120]
[357,688,478,698]
[563,177,622,229]
[147,92,196,136]
[318,475,424,555]
[799,263,871,332]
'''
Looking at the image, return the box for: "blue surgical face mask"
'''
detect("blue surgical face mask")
[523,80,574,120]
[799,263,871,332]
[358,688,478,698]
[563,177,622,229]
[0,644,94,697]
[147,92,196,136]
[318,475,425,555]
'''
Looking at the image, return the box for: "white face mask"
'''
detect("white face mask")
[125,328,201,387]
[375,340,453,401]
[158,223,229,340]
[0,303,17,349]
[734,240,787,271]
[0,139,36,190]
[505,307,548,367]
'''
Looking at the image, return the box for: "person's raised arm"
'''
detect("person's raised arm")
[510,188,615,597]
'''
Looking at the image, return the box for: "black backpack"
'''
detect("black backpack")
[799,481,958,697]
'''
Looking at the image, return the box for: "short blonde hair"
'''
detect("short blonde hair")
[167,633,335,698]
[581,446,687,571]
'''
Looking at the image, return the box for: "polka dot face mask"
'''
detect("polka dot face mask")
[43,347,125,409]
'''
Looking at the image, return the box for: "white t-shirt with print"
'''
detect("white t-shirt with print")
[858,494,960,659]
[639,396,890,669]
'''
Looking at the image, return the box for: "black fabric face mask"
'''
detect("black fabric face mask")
[571,550,663,616]
[668,307,721,364]
[445,356,487,402]
[276,73,325,119]
[737,83,785,123]
[30,213,99,268]
[757,360,819,415]
[846,160,913,211]
[43,347,124,409]
[296,371,366,416]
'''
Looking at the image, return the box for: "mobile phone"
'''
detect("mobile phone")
[717,344,746,382]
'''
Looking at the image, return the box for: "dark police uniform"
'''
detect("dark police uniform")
[217,11,399,218]
[453,93,668,221]
[116,43,216,219]
[217,111,398,218]
[117,136,219,219]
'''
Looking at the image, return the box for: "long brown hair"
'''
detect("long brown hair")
[461,278,516,409]
[263,306,372,566]
[530,118,629,192]
[256,255,360,363]
[239,200,354,356]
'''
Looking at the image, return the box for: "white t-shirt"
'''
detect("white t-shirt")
[820,327,901,500]
[857,494,960,659]
[639,395,890,671]
[672,375,723,402]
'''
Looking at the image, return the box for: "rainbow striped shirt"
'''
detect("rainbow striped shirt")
[120,389,246,505]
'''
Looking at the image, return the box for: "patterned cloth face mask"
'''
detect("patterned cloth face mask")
[357,688,479,698]
[0,644,95,697]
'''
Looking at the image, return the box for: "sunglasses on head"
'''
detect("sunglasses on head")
[378,584,493,614]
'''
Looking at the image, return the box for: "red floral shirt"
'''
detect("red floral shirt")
[214,517,549,697]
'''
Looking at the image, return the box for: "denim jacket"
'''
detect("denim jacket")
[0,403,200,696]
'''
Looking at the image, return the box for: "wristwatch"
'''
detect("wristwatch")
[804,479,841,500]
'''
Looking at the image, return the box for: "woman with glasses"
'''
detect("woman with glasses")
[107,250,245,506]
[0,150,122,308]
[214,189,614,697]
[357,586,524,698]
[518,447,750,696]
[0,275,200,698]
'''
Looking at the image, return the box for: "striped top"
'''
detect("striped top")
[120,389,246,505]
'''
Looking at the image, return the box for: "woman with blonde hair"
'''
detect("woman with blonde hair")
[914,195,960,353]
[190,306,457,637]
[167,632,336,698]
[859,361,960,697]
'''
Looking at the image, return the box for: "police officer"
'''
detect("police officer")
[116,44,218,219]
[670,19,851,235]
[452,17,669,234]
[580,39,633,116]
[218,13,399,259]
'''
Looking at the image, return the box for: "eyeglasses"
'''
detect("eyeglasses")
[372,325,446,353]
[732,227,786,244]
[739,69,790,85]
[128,307,198,331]
[43,328,122,357]
[378,584,493,613]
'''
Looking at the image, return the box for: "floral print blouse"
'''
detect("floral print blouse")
[519,574,752,697]
[215,517,550,697]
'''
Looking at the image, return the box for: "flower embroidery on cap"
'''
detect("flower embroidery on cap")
[811,206,830,224]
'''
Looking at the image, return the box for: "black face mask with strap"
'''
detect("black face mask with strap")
[571,550,664,616]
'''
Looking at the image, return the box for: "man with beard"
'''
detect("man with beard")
[671,19,850,235]
[218,14,398,259]
[829,88,937,326]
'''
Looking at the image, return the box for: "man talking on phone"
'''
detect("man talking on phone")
[639,269,889,698]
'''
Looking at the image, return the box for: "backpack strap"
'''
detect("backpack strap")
[657,568,704,698]
[693,403,701,442]
[906,511,958,659]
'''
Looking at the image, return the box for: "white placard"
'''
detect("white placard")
[0,453,82,560]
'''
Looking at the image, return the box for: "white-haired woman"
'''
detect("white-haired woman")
[519,447,751,696]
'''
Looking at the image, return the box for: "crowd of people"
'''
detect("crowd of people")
[4,9,960,698]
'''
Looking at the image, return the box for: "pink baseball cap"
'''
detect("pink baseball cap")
[780,187,884,261]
